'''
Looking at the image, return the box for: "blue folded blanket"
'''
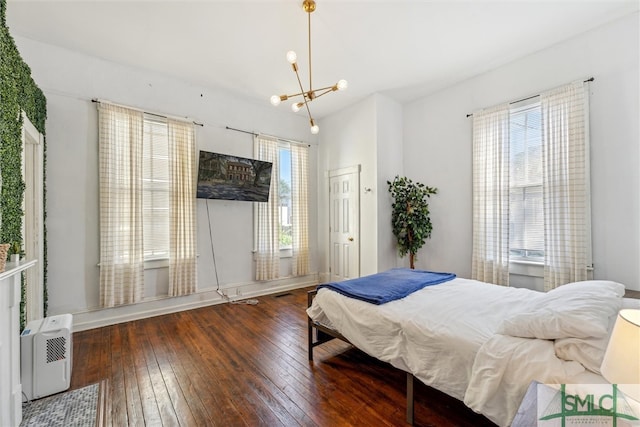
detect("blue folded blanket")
[318,268,456,305]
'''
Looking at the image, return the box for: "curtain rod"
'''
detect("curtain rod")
[225,126,310,147]
[465,77,594,118]
[91,98,203,127]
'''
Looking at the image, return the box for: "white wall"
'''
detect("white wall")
[317,96,376,279]
[14,36,321,330]
[403,13,640,290]
[317,94,403,279]
[374,95,404,271]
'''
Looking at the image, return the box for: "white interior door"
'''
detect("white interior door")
[329,165,360,282]
[22,112,44,321]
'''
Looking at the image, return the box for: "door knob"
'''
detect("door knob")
[348,237,354,241]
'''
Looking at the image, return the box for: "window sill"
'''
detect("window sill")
[280,248,292,259]
[252,249,293,259]
[145,258,169,269]
[509,260,544,278]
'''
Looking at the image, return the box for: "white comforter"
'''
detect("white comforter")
[307,277,627,426]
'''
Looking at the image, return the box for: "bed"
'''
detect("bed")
[306,268,636,426]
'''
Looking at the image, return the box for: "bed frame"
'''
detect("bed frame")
[307,289,416,425]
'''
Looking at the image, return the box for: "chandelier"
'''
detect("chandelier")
[270,0,347,134]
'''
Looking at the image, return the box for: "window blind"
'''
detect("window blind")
[142,115,170,261]
[509,102,544,261]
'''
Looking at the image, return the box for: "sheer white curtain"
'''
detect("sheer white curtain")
[167,119,197,296]
[98,103,145,307]
[291,143,309,276]
[471,104,511,286]
[254,135,280,280]
[541,81,591,290]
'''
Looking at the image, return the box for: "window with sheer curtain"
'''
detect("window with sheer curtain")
[98,102,197,307]
[472,81,591,290]
[254,135,309,281]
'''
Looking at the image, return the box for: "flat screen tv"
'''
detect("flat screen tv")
[196,150,273,202]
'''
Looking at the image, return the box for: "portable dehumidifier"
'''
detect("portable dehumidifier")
[20,314,73,401]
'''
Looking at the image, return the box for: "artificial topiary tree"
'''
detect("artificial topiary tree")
[387,175,437,269]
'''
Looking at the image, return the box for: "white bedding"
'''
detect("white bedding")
[307,277,628,426]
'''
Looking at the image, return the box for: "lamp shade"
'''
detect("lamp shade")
[601,309,640,402]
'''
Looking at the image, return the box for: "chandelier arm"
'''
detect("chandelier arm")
[312,87,338,100]
[280,84,334,101]
[293,61,315,123]
[280,90,308,99]
[308,8,312,93]
[310,84,338,93]
[293,66,308,103]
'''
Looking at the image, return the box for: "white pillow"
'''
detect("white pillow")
[497,280,625,340]
[554,297,640,373]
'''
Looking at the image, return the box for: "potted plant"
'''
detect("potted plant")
[387,176,437,269]
[8,242,22,264]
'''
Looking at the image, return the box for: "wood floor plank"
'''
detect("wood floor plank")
[120,323,146,426]
[207,303,356,425]
[128,321,164,426]
[190,312,285,426]
[132,320,181,427]
[203,306,295,426]
[70,286,496,427]
[108,324,129,426]
[149,315,208,425]
[173,315,250,426]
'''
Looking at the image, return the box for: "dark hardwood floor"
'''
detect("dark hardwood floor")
[71,287,496,426]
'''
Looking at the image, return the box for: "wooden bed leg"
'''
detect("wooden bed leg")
[406,372,414,425]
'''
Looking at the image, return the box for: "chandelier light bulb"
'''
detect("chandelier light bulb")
[292,102,303,112]
[270,95,281,106]
[337,79,348,91]
[310,124,320,134]
[286,51,297,64]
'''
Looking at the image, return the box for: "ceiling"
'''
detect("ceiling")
[6,1,639,119]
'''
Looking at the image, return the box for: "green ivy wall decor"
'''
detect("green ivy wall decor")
[1,0,48,329]
[387,175,437,269]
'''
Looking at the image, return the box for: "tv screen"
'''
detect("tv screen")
[196,150,273,202]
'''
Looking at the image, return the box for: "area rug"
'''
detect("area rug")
[21,381,105,427]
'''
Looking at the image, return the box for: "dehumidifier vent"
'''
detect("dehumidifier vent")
[46,336,67,363]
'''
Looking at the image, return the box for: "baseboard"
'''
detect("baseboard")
[70,274,318,332]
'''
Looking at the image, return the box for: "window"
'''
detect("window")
[278,146,292,250]
[509,102,544,262]
[142,116,170,261]
[98,102,197,306]
[471,81,591,289]
[254,135,309,280]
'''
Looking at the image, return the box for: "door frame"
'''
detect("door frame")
[21,111,45,321]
